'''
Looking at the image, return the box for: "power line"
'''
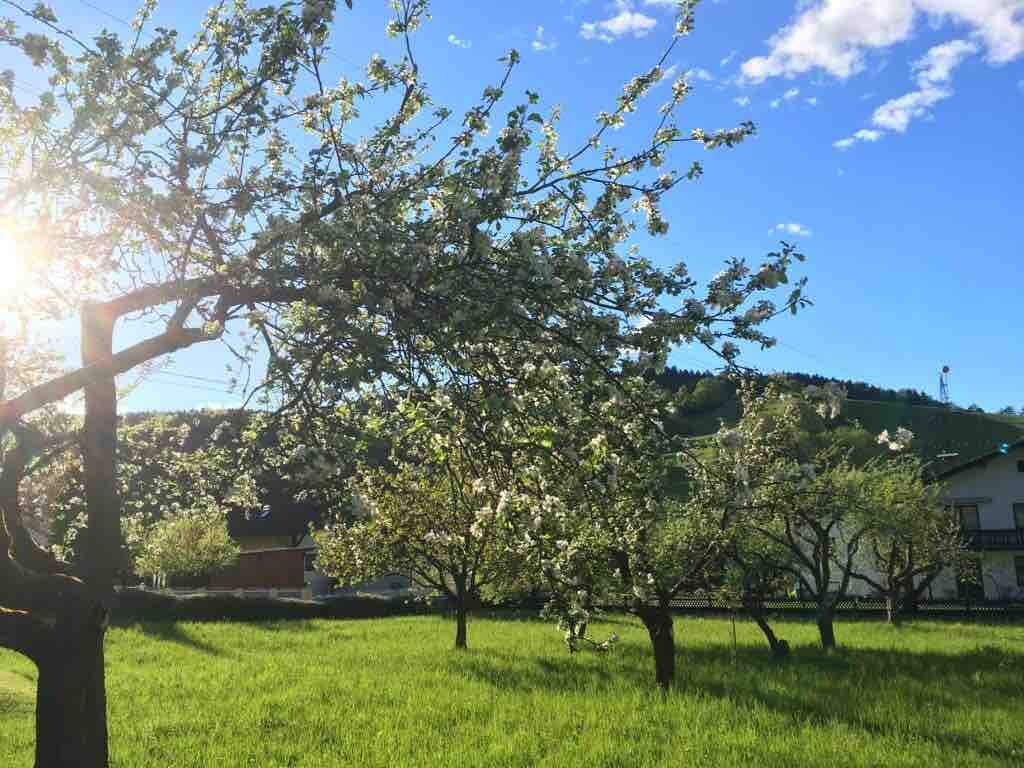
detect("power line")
[75,0,131,27]
[155,369,234,386]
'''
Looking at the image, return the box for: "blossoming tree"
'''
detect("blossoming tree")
[849,453,973,625]
[314,395,525,649]
[0,0,809,762]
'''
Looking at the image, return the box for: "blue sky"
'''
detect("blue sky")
[8,0,1024,413]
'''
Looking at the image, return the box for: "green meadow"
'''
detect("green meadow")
[2,615,1022,767]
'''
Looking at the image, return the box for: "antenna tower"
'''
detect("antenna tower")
[939,365,950,405]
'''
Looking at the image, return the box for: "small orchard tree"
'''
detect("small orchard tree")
[706,380,879,651]
[314,396,522,650]
[722,535,794,658]
[523,374,739,690]
[850,453,971,625]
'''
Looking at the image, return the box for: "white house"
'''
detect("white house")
[935,439,1024,601]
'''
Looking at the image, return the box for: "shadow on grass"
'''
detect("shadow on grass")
[125,622,224,656]
[452,635,1024,763]
[670,643,1024,763]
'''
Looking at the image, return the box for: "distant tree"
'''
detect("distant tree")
[967,404,985,413]
[722,534,793,657]
[685,376,733,414]
[998,406,1018,416]
[707,381,892,651]
[528,373,737,690]
[132,508,239,586]
[849,454,973,625]
[314,397,523,650]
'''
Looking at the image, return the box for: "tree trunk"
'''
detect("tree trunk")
[453,580,468,650]
[79,304,121,593]
[24,302,120,768]
[816,604,836,650]
[35,613,108,768]
[639,605,675,690]
[885,593,902,627]
[746,601,789,658]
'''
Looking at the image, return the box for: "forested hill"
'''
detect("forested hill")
[654,367,1024,466]
[118,367,1023,469]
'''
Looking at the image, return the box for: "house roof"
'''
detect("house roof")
[935,439,1024,480]
[227,501,322,540]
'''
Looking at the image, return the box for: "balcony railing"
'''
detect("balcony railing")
[964,528,1024,550]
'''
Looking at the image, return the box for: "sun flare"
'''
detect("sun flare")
[0,229,29,302]
[0,228,31,335]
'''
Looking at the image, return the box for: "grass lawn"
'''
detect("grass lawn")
[1,614,1023,767]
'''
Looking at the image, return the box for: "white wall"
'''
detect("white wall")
[944,450,1024,529]
[943,448,1024,599]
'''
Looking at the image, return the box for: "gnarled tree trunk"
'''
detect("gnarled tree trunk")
[0,304,120,767]
[34,600,109,768]
[743,597,789,658]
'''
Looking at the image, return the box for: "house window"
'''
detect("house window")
[1014,503,1024,530]
[303,552,317,572]
[957,505,980,530]
[1017,460,1024,473]
[1016,557,1024,588]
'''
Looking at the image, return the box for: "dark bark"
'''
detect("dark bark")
[745,599,789,658]
[34,601,109,768]
[78,304,121,592]
[454,595,467,650]
[639,605,676,690]
[816,604,837,650]
[453,576,468,650]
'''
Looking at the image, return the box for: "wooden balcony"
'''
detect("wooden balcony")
[964,528,1024,550]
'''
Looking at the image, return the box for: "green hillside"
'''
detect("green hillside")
[843,400,1024,464]
[670,393,1024,467]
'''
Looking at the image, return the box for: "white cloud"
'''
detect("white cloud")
[833,127,884,149]
[871,38,976,131]
[915,38,979,83]
[871,86,949,130]
[532,26,557,52]
[740,1,1024,84]
[806,96,820,105]
[773,222,813,237]
[581,2,658,42]
[832,37,978,148]
[769,87,801,108]
[720,49,739,67]
[686,67,716,81]
[733,95,752,106]
[447,33,471,49]
[656,64,680,85]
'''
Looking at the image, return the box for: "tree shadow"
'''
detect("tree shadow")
[668,642,1024,763]
[447,646,649,692]
[125,621,224,656]
[452,635,1024,763]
